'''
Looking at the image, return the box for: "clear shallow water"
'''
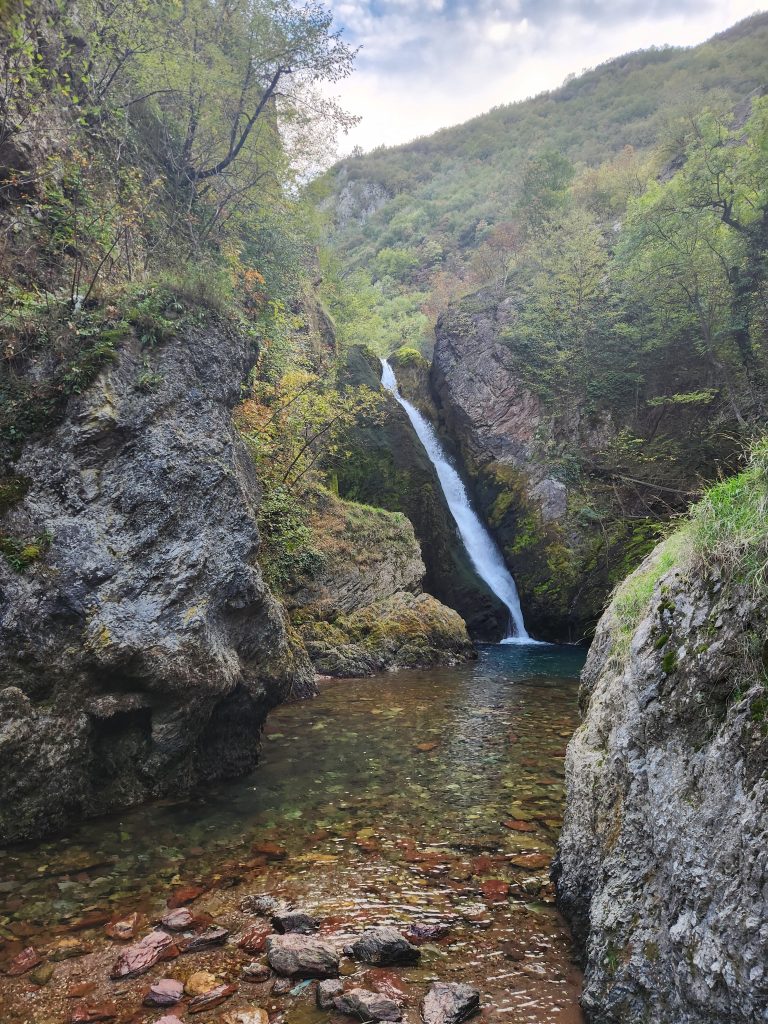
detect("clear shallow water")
[0,644,586,1024]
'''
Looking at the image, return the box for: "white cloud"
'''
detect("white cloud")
[325,0,765,154]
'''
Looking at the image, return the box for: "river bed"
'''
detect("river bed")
[0,643,586,1023]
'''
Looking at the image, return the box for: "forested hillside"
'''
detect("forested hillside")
[317,13,768,354]
[316,16,768,638]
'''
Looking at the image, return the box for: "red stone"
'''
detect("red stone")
[160,908,194,931]
[188,982,238,1014]
[70,1004,119,1023]
[238,925,271,954]
[105,912,139,941]
[110,930,177,979]
[167,884,206,908]
[415,741,439,752]
[7,946,41,976]
[509,853,551,870]
[502,819,537,833]
[480,879,510,902]
[68,982,97,999]
[252,843,286,860]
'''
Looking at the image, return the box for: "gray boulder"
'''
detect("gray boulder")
[345,927,420,966]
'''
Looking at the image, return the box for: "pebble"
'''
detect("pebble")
[185,970,219,996]
[188,982,238,1014]
[144,978,184,1007]
[241,961,272,982]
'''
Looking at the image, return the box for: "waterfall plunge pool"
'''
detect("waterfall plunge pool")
[0,643,586,1024]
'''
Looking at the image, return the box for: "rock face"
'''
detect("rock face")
[431,294,613,641]
[0,320,314,844]
[556,545,768,1023]
[337,345,507,639]
[285,489,475,677]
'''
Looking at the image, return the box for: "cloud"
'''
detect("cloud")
[324,0,764,153]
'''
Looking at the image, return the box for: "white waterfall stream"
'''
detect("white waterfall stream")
[380,359,531,643]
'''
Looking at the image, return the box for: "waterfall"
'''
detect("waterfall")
[380,359,530,643]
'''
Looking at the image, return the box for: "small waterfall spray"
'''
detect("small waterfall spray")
[381,359,530,643]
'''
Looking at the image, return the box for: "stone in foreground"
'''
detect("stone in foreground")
[345,927,420,966]
[335,988,403,1021]
[110,930,177,979]
[421,983,480,1024]
[317,979,344,1009]
[143,978,184,1007]
[266,934,340,977]
[188,982,237,1014]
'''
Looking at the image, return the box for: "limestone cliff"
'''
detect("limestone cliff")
[555,535,768,1023]
[284,488,475,677]
[0,318,314,844]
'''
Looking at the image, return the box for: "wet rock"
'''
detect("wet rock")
[479,879,509,902]
[335,988,403,1021]
[219,1012,269,1024]
[51,937,91,961]
[168,884,207,908]
[345,927,420,966]
[180,925,229,953]
[420,983,480,1024]
[189,983,237,1014]
[509,853,550,870]
[156,1018,184,1024]
[67,982,97,999]
[266,934,340,978]
[253,842,287,860]
[240,894,284,916]
[185,971,219,996]
[70,1004,119,1023]
[238,924,271,954]
[110,929,177,979]
[241,961,271,983]
[7,945,42,975]
[404,924,450,945]
[272,977,293,994]
[144,978,184,1007]
[502,819,536,833]
[161,907,195,931]
[105,912,139,941]
[30,962,55,985]
[317,979,344,1009]
[271,910,319,934]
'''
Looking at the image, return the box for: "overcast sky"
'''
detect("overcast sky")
[327,0,764,154]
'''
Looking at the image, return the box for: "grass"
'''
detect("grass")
[608,438,768,667]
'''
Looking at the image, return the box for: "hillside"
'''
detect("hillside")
[317,13,768,353]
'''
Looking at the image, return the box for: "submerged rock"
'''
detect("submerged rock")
[317,979,344,1009]
[335,987,403,1021]
[188,982,237,1014]
[161,908,194,931]
[110,930,177,979]
[179,925,229,953]
[421,983,480,1024]
[184,971,219,996]
[143,979,184,1007]
[7,945,42,975]
[266,934,340,977]
[345,927,420,966]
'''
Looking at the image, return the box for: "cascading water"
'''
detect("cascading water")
[380,359,531,643]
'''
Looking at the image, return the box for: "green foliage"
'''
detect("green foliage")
[0,529,52,573]
[257,485,324,590]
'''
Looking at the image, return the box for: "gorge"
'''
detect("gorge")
[1,3,767,1024]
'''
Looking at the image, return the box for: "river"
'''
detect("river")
[0,643,585,1023]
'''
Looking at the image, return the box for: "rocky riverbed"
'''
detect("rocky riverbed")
[0,645,585,1024]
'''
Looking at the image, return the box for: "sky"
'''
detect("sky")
[326,0,765,154]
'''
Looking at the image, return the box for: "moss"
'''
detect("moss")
[661,649,679,675]
[0,530,51,572]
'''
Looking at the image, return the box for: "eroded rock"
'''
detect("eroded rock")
[345,927,420,966]
[317,979,344,1009]
[110,930,177,979]
[420,982,480,1024]
[266,934,340,978]
[271,910,318,934]
[335,987,403,1021]
[144,978,184,1007]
